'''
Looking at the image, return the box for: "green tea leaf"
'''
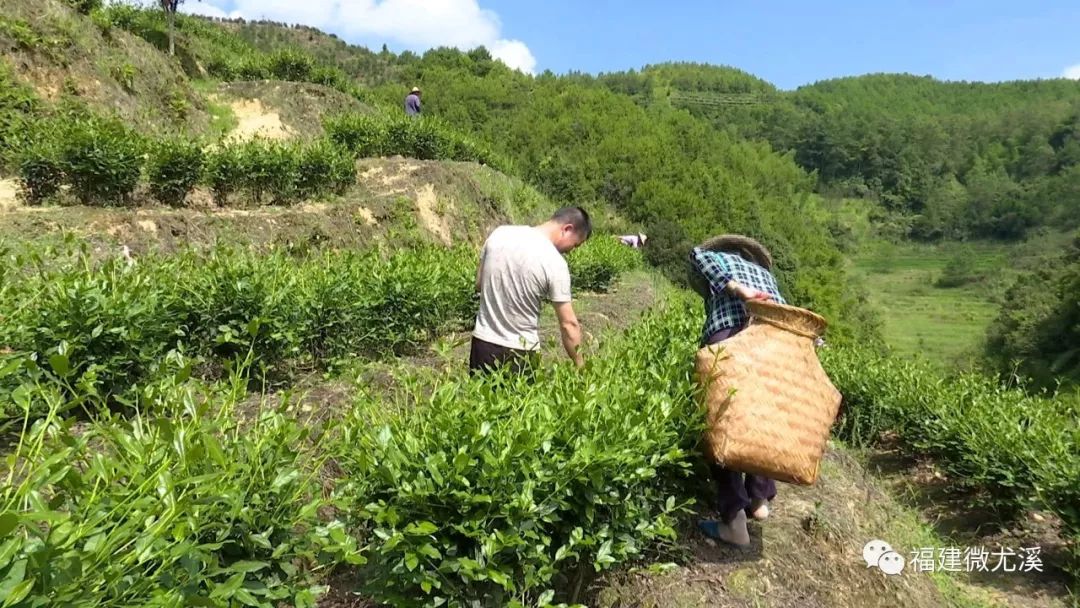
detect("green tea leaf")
[0,514,17,538]
[230,560,269,574]
[1,579,32,608]
[211,572,246,599]
[48,353,70,377]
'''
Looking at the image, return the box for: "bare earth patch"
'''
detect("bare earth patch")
[221,97,295,142]
[0,178,20,211]
[415,183,452,245]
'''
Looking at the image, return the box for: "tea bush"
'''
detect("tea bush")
[265,49,318,81]
[55,116,144,206]
[324,112,508,171]
[0,244,474,406]
[0,371,364,607]
[324,113,387,157]
[147,137,204,207]
[331,294,704,606]
[567,236,643,292]
[821,345,1080,578]
[236,138,301,205]
[15,139,63,205]
[204,142,245,205]
[0,64,39,169]
[0,239,641,418]
[296,140,356,198]
[203,138,356,206]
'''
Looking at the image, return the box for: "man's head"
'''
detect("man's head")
[410,86,421,96]
[539,206,592,253]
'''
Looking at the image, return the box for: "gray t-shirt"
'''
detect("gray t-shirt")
[473,225,572,351]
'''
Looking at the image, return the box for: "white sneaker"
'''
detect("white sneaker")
[748,499,770,521]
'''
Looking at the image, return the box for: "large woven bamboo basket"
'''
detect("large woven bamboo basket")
[694,300,842,486]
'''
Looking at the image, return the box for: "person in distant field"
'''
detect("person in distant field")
[616,233,647,248]
[470,207,592,378]
[404,86,422,117]
[688,235,787,548]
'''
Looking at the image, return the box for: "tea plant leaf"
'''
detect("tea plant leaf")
[1,580,32,608]
[48,353,70,377]
[230,560,269,574]
[0,514,17,538]
[0,560,28,605]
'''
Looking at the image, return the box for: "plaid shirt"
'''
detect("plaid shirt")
[689,247,786,344]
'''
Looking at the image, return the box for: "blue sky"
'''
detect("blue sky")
[183,0,1080,89]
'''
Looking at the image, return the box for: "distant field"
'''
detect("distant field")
[848,233,1070,369]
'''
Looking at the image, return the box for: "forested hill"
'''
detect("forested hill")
[612,64,1080,242]
[223,20,1080,246]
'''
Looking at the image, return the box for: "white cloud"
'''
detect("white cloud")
[184,0,537,74]
[180,2,240,19]
[1064,64,1080,80]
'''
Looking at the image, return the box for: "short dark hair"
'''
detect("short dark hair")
[551,206,592,239]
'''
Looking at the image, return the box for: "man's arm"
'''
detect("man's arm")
[552,301,584,368]
[475,243,487,294]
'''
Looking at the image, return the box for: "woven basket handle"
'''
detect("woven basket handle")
[747,314,817,339]
[745,300,827,339]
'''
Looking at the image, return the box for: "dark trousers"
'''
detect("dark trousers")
[704,326,778,524]
[468,336,537,380]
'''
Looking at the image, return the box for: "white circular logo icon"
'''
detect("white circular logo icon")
[877,551,906,575]
[863,539,893,568]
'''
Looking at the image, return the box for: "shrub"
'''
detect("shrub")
[324,113,386,157]
[296,141,355,199]
[65,0,103,14]
[0,239,640,414]
[0,244,477,405]
[324,112,507,170]
[237,138,300,204]
[147,137,204,207]
[16,135,64,205]
[0,374,363,607]
[266,49,316,81]
[0,68,38,165]
[821,344,1080,577]
[56,117,144,206]
[204,143,245,205]
[935,253,981,288]
[236,56,271,81]
[567,236,643,292]
[331,295,703,606]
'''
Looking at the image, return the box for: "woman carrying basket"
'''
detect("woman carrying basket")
[688,235,786,547]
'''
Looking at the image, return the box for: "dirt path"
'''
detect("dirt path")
[0,178,20,211]
[859,444,1073,608]
[592,446,1020,608]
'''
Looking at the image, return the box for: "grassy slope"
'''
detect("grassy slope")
[0,0,212,136]
[848,233,1074,369]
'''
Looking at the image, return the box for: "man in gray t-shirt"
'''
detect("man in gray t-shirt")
[470,207,592,376]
